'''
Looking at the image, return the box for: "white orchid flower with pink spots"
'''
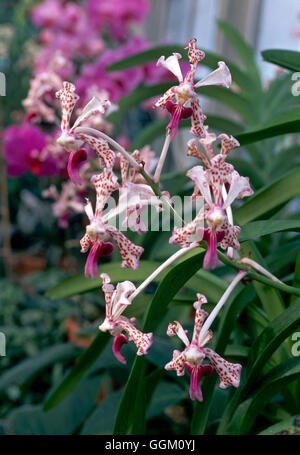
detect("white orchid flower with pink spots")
[155,38,231,141]
[56,81,115,185]
[99,273,153,364]
[80,168,144,280]
[117,150,170,234]
[170,133,253,269]
[165,293,242,402]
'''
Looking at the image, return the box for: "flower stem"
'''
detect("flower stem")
[198,270,246,345]
[154,133,171,182]
[129,242,199,301]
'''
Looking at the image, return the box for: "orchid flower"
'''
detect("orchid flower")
[56,81,115,185]
[80,168,144,279]
[99,273,153,364]
[23,51,68,124]
[117,149,169,233]
[42,180,86,228]
[170,133,253,269]
[155,38,231,141]
[165,293,242,402]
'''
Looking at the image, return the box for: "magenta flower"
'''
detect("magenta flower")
[56,81,115,184]
[155,38,231,141]
[170,133,253,268]
[165,294,242,401]
[3,123,57,177]
[80,168,144,279]
[99,273,152,364]
[86,0,149,41]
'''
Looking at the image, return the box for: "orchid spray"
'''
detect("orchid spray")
[53,38,287,405]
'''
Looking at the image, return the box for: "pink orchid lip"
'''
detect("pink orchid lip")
[185,363,213,401]
[112,334,128,364]
[165,100,193,141]
[67,148,88,185]
[84,241,114,280]
[198,229,225,270]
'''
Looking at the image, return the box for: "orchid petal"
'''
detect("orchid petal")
[116,319,153,356]
[204,348,242,389]
[56,81,79,133]
[165,350,186,376]
[67,148,87,185]
[112,334,128,365]
[72,97,111,130]
[106,225,144,269]
[194,62,232,89]
[167,321,190,347]
[223,171,253,209]
[187,165,212,206]
[185,363,213,401]
[157,53,183,82]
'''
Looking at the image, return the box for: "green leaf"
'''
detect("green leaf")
[46,261,161,299]
[235,111,300,146]
[0,343,80,393]
[262,49,300,72]
[8,376,102,435]
[146,381,186,420]
[229,357,300,434]
[43,332,110,411]
[235,168,300,225]
[259,415,300,435]
[80,390,123,435]
[113,248,206,434]
[243,298,300,395]
[218,20,261,86]
[239,219,300,242]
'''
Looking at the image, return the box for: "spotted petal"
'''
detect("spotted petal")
[204,348,242,389]
[106,225,144,269]
[56,81,79,133]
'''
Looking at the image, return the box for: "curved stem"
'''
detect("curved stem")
[74,127,141,170]
[129,242,199,301]
[198,270,246,345]
[222,184,233,259]
[154,133,171,182]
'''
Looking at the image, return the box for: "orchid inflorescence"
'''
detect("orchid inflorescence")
[51,39,275,402]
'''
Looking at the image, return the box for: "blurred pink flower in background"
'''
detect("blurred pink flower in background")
[86,0,149,41]
[3,123,58,177]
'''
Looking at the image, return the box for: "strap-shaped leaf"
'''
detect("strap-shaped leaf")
[239,219,300,242]
[228,357,300,434]
[262,48,300,72]
[218,20,261,87]
[243,298,300,396]
[235,168,300,225]
[46,261,161,299]
[43,332,110,411]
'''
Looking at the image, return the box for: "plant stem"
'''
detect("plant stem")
[198,270,246,345]
[130,242,199,301]
[154,133,171,182]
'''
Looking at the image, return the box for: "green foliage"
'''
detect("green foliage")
[2,19,300,437]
